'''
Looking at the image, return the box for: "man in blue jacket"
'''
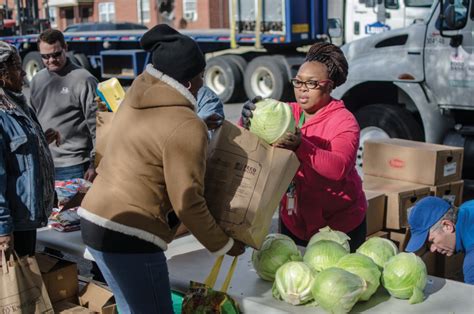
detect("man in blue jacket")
[406,196,474,284]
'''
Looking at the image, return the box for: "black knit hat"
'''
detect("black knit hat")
[140,24,206,83]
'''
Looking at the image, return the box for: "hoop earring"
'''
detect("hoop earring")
[185,81,192,90]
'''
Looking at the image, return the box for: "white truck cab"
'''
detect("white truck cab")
[333,0,473,178]
[344,0,434,43]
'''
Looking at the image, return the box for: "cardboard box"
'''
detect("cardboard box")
[37,253,79,304]
[428,180,464,207]
[366,230,389,239]
[53,300,92,313]
[204,121,300,249]
[389,230,410,251]
[79,282,117,314]
[363,138,463,185]
[364,191,386,235]
[363,175,431,229]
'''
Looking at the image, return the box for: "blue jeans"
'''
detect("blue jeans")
[87,247,173,314]
[55,162,89,181]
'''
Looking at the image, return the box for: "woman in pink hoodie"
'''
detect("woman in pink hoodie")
[242,42,367,251]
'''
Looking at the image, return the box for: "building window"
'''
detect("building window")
[99,2,115,22]
[137,0,151,24]
[48,7,57,27]
[183,0,197,22]
[81,6,92,23]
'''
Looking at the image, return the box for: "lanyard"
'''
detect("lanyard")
[298,113,305,128]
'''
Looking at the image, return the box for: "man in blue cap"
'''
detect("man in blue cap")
[406,196,474,284]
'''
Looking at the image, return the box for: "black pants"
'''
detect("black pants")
[280,216,367,253]
[13,230,37,257]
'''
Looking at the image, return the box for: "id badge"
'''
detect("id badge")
[287,196,296,215]
[286,182,296,215]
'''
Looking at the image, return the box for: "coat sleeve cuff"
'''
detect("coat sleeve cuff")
[211,237,234,256]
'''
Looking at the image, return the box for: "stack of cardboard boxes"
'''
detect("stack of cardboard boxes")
[362,138,464,281]
[36,253,117,313]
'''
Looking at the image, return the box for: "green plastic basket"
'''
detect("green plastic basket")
[172,291,184,314]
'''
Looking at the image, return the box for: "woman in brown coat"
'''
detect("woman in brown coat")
[79,25,245,313]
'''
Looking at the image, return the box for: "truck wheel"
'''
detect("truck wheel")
[22,51,44,84]
[355,104,424,171]
[72,53,92,72]
[223,54,247,75]
[244,56,290,101]
[205,56,244,104]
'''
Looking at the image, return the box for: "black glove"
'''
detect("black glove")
[241,96,262,129]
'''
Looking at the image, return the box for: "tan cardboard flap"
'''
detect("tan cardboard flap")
[363,138,463,185]
[205,121,300,249]
[53,300,93,313]
[364,191,386,234]
[366,231,389,239]
[37,253,60,273]
[79,282,115,313]
[364,175,431,229]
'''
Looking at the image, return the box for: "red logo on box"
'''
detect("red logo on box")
[389,158,405,168]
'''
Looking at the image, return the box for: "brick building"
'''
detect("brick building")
[1,0,228,32]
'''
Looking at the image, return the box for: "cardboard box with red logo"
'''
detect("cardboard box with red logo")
[363,138,463,185]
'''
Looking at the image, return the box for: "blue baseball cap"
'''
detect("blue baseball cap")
[405,196,451,252]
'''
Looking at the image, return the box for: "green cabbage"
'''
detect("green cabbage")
[382,252,427,304]
[272,261,315,305]
[303,240,348,273]
[249,98,295,144]
[311,267,366,313]
[336,253,381,301]
[356,237,398,269]
[308,226,351,252]
[251,233,302,281]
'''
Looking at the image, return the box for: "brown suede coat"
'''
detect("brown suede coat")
[80,65,232,254]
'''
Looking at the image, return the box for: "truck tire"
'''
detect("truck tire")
[355,104,424,171]
[223,54,247,75]
[72,53,92,72]
[243,56,291,101]
[205,56,244,104]
[22,51,44,84]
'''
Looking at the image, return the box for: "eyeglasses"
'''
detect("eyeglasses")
[40,50,63,60]
[290,78,333,89]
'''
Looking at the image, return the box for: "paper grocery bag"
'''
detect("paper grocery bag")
[205,121,300,249]
[0,250,54,313]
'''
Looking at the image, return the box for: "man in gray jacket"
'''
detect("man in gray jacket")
[30,29,98,182]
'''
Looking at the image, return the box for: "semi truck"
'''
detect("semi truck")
[332,0,473,179]
[1,0,470,178]
[0,0,433,104]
